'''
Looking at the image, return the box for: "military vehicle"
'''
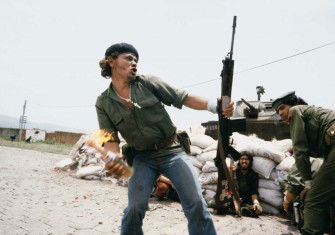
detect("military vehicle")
[202,87,290,141]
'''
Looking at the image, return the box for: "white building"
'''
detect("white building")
[25,129,46,142]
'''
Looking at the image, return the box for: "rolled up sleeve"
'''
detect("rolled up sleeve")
[143,75,188,109]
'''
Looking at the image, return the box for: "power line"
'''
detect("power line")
[235,41,335,75]
[182,40,335,89]
[25,40,335,108]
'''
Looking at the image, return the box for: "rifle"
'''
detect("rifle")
[214,16,246,216]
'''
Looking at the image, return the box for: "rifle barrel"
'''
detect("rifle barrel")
[229,16,237,60]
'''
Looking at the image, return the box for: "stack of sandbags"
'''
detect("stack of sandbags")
[187,131,294,215]
[55,134,128,185]
[186,132,235,202]
[187,133,217,199]
[230,133,294,214]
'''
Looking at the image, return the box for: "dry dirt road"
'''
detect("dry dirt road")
[0,146,299,235]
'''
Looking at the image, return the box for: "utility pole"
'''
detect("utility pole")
[18,100,27,141]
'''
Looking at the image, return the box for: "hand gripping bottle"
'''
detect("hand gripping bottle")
[86,140,133,179]
[104,151,133,179]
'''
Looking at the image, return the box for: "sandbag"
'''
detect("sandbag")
[272,139,292,153]
[202,161,218,173]
[190,134,215,149]
[258,188,283,208]
[189,145,203,156]
[202,141,217,152]
[186,156,203,169]
[260,202,280,215]
[276,156,295,172]
[75,165,103,178]
[232,132,285,163]
[55,158,75,170]
[252,156,276,179]
[259,179,281,191]
[84,175,101,180]
[202,184,217,191]
[68,134,88,157]
[199,172,218,185]
[197,151,217,164]
[275,170,289,184]
[203,189,216,202]
[261,169,288,183]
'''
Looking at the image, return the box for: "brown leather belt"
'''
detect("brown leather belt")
[151,134,177,151]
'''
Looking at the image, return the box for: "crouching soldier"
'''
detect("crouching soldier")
[273,91,335,235]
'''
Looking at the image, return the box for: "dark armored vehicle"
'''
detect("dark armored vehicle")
[202,98,290,141]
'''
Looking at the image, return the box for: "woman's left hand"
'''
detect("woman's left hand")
[223,102,234,118]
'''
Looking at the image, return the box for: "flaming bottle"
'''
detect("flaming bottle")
[86,130,132,179]
[103,151,133,179]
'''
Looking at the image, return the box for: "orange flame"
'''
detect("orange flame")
[89,129,114,147]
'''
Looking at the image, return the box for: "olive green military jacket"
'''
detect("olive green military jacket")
[95,74,188,155]
[289,105,335,181]
[284,158,323,196]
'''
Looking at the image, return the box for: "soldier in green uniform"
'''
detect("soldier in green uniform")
[273,91,335,235]
[96,43,234,235]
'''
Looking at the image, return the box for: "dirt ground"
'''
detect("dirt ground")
[0,146,299,235]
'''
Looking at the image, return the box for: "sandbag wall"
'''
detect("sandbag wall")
[55,130,297,215]
[187,132,295,215]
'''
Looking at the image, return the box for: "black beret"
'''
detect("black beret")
[104,43,139,60]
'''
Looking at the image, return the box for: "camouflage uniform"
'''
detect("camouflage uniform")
[288,105,335,235]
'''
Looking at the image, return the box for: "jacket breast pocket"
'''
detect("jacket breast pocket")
[139,98,166,125]
[325,124,335,146]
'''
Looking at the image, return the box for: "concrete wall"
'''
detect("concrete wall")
[0,127,83,143]
[0,128,25,140]
[45,131,83,144]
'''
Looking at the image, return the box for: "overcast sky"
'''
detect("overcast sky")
[1,0,334,133]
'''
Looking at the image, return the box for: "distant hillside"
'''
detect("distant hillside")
[0,114,87,133]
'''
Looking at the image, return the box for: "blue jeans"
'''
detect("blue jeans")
[120,151,217,235]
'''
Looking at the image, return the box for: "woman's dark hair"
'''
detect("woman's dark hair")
[283,95,308,106]
[237,153,253,169]
[99,52,120,78]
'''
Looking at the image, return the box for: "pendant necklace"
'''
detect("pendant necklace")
[112,85,141,109]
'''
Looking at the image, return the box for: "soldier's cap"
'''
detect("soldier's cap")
[105,43,139,60]
[272,91,296,110]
